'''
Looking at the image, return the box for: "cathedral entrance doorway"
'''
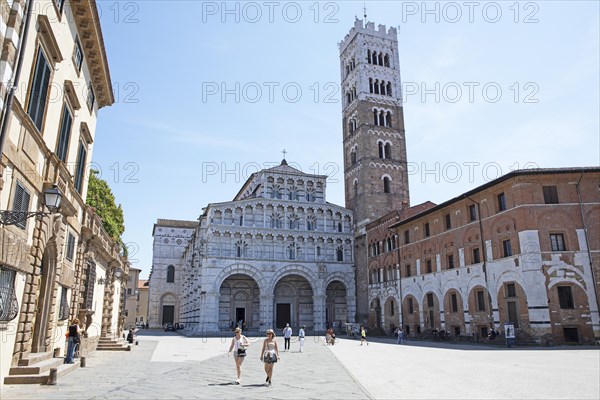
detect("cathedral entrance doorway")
[235,308,246,326]
[273,274,314,330]
[276,304,291,328]
[326,280,347,329]
[162,305,174,325]
[219,274,260,331]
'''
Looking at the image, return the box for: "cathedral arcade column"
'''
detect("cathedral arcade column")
[260,294,274,329]
[313,294,326,333]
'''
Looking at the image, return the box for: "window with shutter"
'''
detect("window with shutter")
[27,48,51,131]
[12,182,31,230]
[74,142,87,193]
[56,105,73,162]
[58,287,69,320]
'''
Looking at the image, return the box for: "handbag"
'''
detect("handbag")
[264,350,277,363]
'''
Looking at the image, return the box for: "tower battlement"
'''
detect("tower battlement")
[338,18,398,54]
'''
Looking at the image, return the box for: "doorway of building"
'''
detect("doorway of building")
[162,305,174,325]
[236,308,245,326]
[276,303,291,328]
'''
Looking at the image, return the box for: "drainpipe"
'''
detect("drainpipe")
[575,173,600,325]
[0,0,34,165]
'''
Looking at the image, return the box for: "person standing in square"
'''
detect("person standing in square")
[283,323,292,351]
[298,325,306,352]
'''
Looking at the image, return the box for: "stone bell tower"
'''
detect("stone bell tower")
[339,18,410,320]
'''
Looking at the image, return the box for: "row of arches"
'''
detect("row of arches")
[373,108,393,127]
[368,50,391,67]
[344,57,356,77]
[369,78,393,96]
[210,204,352,233]
[198,237,354,263]
[371,283,522,338]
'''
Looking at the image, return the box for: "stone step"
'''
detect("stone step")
[9,357,63,375]
[17,352,53,367]
[96,345,130,351]
[4,360,79,385]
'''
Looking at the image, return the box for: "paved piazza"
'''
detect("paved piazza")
[2,331,598,399]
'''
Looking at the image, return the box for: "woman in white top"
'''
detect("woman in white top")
[228,327,250,384]
[260,329,280,386]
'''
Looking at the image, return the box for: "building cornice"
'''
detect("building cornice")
[70,0,114,108]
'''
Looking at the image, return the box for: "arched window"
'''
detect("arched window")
[369,78,373,93]
[346,92,351,105]
[374,79,379,95]
[270,213,282,229]
[383,176,391,193]
[345,65,350,76]
[353,180,358,197]
[378,53,383,66]
[336,246,344,261]
[306,215,316,231]
[386,82,392,96]
[287,244,297,260]
[337,222,343,232]
[167,265,175,282]
[351,148,357,165]
[367,49,372,64]
[288,214,300,229]
[386,111,392,127]
[373,110,378,125]
[378,111,385,126]
[239,215,243,226]
[384,53,390,67]
[372,51,377,65]
[380,80,385,95]
[378,141,385,159]
[235,240,248,258]
[384,143,392,159]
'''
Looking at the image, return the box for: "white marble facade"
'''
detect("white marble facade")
[149,162,356,333]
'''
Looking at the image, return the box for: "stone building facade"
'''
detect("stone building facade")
[0,0,125,385]
[149,162,356,334]
[367,168,600,344]
[339,19,410,322]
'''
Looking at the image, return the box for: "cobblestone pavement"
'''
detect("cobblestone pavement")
[1,331,599,400]
[0,331,369,400]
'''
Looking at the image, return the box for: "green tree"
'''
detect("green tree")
[86,169,126,254]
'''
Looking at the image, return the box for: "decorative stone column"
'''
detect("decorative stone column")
[312,294,326,334]
[259,294,274,330]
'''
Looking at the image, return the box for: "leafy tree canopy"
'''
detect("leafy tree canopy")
[86,169,126,254]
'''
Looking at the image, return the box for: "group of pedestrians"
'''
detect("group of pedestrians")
[227,323,308,386]
[228,327,281,386]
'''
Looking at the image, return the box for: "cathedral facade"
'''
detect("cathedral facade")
[149,162,356,333]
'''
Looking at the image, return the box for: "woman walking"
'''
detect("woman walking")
[228,327,250,384]
[260,329,280,386]
[65,318,81,363]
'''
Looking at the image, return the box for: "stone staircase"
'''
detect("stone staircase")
[4,352,79,385]
[96,336,131,351]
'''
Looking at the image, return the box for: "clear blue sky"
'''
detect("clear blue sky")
[91,1,600,278]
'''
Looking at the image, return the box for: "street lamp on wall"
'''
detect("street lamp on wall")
[97,267,123,285]
[0,184,62,226]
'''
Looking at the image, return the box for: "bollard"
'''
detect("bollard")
[48,368,58,385]
[53,348,61,358]
[80,356,86,367]
[127,345,131,351]
[135,340,139,345]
